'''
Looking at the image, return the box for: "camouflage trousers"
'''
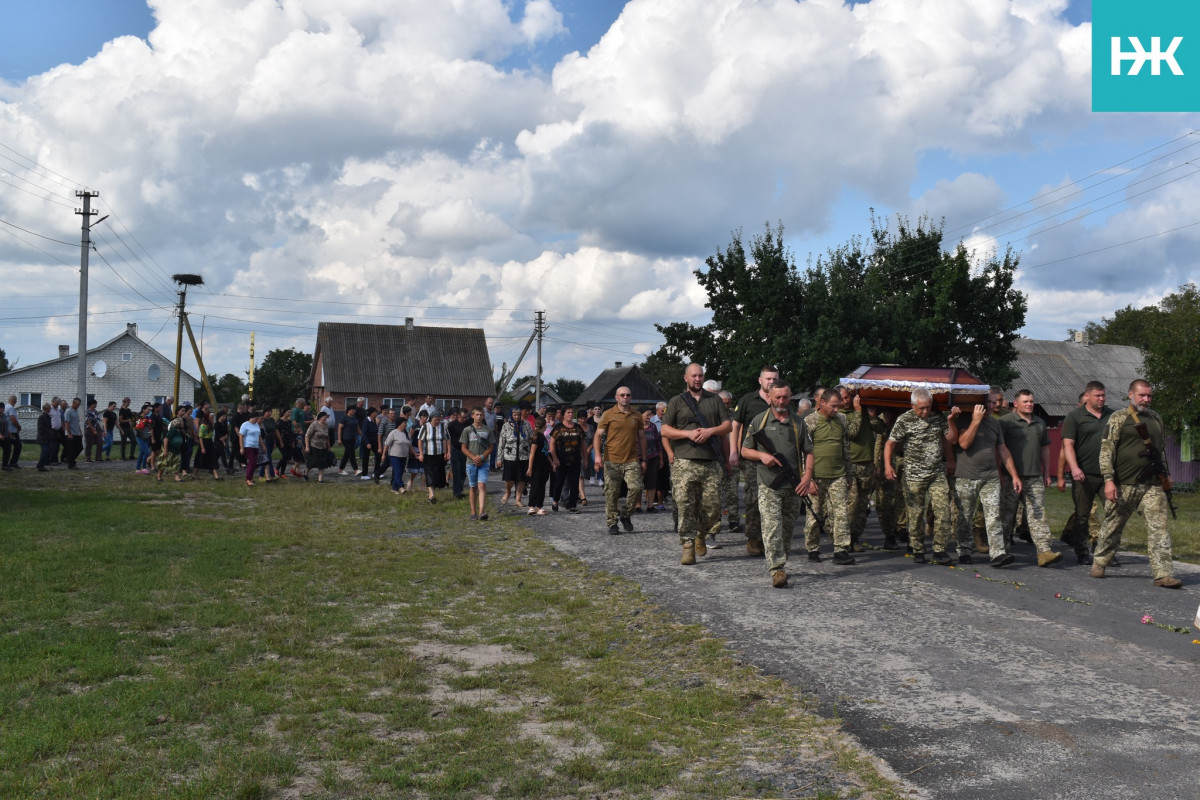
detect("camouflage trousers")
[1012,480,1054,553]
[876,457,905,536]
[803,476,852,553]
[721,464,739,520]
[603,460,643,527]
[998,477,1020,544]
[741,462,761,542]
[847,462,877,545]
[758,483,800,573]
[902,472,952,554]
[954,477,1003,555]
[1094,483,1176,579]
[671,458,723,544]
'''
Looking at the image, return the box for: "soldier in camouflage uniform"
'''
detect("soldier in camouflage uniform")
[1061,381,1112,565]
[740,382,807,587]
[954,396,1023,568]
[661,364,731,565]
[801,388,856,565]
[839,386,886,552]
[593,387,647,534]
[999,390,1063,567]
[717,389,738,544]
[729,366,780,557]
[1092,380,1181,588]
[883,389,960,563]
[874,408,906,549]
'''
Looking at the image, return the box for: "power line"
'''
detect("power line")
[0,216,76,246]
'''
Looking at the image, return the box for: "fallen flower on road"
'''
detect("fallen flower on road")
[1142,615,1154,625]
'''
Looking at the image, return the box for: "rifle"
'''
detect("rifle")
[750,428,829,539]
[1133,419,1178,519]
[679,391,725,463]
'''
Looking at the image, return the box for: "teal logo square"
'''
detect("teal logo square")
[1093,0,1200,111]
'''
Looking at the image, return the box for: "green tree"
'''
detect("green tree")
[549,378,585,403]
[253,348,313,411]
[658,216,1027,393]
[638,346,688,398]
[1082,284,1200,432]
[0,347,9,374]
[205,373,248,405]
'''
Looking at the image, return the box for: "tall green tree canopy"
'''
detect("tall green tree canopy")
[253,348,313,410]
[657,216,1027,394]
[549,378,585,403]
[1079,283,1200,432]
[0,347,9,374]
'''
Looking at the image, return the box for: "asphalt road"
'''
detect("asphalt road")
[525,494,1200,800]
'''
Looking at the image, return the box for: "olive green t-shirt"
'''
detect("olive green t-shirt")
[662,390,728,461]
[843,410,883,464]
[1061,404,1114,476]
[954,414,1001,480]
[999,413,1050,478]
[803,413,849,479]
[742,410,806,488]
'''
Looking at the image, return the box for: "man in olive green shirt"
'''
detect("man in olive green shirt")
[801,388,855,565]
[998,390,1062,567]
[740,382,808,588]
[1060,380,1112,565]
[839,386,886,552]
[729,365,780,555]
[1092,380,1180,588]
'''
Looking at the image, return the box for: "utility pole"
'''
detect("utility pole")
[75,191,99,403]
[171,274,213,407]
[534,310,547,409]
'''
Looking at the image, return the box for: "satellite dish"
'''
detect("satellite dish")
[148,364,161,381]
[93,359,107,378]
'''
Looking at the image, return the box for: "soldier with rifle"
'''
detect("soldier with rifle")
[740,382,809,588]
[1092,379,1182,589]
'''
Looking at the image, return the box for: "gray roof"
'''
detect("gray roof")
[0,329,198,383]
[1010,338,1144,418]
[577,364,665,407]
[312,322,494,396]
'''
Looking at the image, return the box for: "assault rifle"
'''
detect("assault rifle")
[1134,421,1178,520]
[750,428,829,539]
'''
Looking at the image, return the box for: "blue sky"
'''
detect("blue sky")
[0,0,1196,390]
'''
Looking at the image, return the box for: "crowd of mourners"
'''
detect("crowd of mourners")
[2,366,1182,593]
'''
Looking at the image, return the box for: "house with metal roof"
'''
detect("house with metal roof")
[1009,336,1145,422]
[309,319,494,415]
[576,362,665,409]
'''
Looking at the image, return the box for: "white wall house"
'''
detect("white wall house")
[0,324,198,416]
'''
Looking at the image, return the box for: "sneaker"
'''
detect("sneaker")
[807,551,822,563]
[339,469,350,476]
[958,553,973,565]
[1037,551,1063,567]
[620,516,633,532]
[746,539,765,557]
[360,475,372,481]
[469,513,479,520]
[695,537,707,557]
[568,507,579,514]
[707,534,721,549]
[931,551,953,566]
[989,553,1015,568]
[1153,576,1183,589]
[681,541,696,565]
[771,569,788,588]
[832,551,856,566]
[479,513,489,521]
[912,552,928,563]
[608,524,620,535]
[552,503,559,512]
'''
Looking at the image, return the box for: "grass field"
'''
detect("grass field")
[1039,483,1200,562]
[0,465,903,800]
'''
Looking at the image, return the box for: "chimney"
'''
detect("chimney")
[58,345,70,358]
[126,323,138,337]
[614,361,623,368]
[1074,330,1090,347]
[405,317,414,332]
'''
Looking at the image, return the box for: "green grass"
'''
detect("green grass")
[0,467,901,800]
[1040,484,1200,561]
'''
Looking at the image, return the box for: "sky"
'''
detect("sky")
[1,0,1197,397]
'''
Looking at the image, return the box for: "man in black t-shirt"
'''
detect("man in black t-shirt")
[446,408,469,499]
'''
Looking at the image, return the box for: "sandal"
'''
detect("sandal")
[535,508,547,516]
[527,507,537,515]
[580,498,588,506]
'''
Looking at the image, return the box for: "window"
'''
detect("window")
[154,396,167,406]
[344,396,360,409]
[381,397,405,410]
[19,392,41,407]
[121,353,132,362]
[438,399,462,411]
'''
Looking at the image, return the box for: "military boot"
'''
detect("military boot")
[973,529,990,554]
[746,538,765,557]
[681,541,696,565]
[694,536,707,558]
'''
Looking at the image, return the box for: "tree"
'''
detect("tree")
[252,348,313,410]
[638,346,688,397]
[549,378,585,403]
[657,216,1027,393]
[1081,284,1200,432]
[203,373,248,405]
[0,347,9,374]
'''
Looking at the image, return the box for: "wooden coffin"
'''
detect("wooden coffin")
[839,365,989,412]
